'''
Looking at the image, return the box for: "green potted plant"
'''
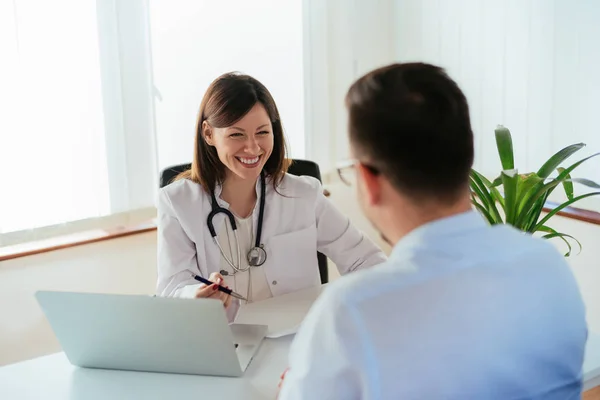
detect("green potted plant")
[470,125,600,256]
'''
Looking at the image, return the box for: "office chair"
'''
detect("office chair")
[159,159,329,284]
[159,163,191,189]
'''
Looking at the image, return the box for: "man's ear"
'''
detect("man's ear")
[202,121,215,146]
[357,163,381,206]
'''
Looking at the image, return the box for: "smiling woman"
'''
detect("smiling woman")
[155,72,386,325]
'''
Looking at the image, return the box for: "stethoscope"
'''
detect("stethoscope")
[207,172,267,276]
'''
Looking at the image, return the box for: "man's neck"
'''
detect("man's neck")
[221,174,259,218]
[384,195,473,245]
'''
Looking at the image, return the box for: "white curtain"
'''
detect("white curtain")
[0,0,110,234]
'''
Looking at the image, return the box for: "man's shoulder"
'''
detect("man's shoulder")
[322,225,567,309]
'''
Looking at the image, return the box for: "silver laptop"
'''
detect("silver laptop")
[35,291,267,377]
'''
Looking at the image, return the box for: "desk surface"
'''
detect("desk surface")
[0,285,326,400]
[2,284,600,399]
[0,337,292,400]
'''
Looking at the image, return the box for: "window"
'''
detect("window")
[0,0,306,246]
[0,0,110,234]
[0,0,157,245]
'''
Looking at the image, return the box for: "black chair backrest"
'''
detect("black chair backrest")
[287,159,322,183]
[158,159,329,284]
[160,163,191,189]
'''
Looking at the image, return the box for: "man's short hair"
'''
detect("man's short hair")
[346,62,474,203]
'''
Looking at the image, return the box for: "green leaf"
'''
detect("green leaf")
[524,195,548,232]
[514,179,561,227]
[515,173,543,216]
[470,180,498,223]
[541,232,572,257]
[537,225,574,256]
[537,143,585,179]
[491,176,502,187]
[471,170,505,211]
[558,167,574,201]
[515,152,600,227]
[533,191,600,231]
[542,153,600,200]
[501,169,519,225]
[540,231,582,257]
[470,191,495,224]
[492,187,506,212]
[536,225,556,234]
[536,225,580,257]
[569,177,600,189]
[471,169,493,187]
[537,225,582,252]
[495,125,515,170]
[470,171,503,223]
[470,179,490,208]
[471,199,496,224]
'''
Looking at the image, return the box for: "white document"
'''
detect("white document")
[235,285,326,338]
[265,324,300,339]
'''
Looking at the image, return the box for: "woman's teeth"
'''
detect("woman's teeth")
[237,156,260,165]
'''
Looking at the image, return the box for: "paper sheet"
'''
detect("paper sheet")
[265,324,300,339]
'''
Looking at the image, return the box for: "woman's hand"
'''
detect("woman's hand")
[194,272,232,308]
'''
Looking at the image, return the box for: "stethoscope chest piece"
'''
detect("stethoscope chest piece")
[247,245,267,267]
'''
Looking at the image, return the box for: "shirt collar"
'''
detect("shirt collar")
[390,210,488,261]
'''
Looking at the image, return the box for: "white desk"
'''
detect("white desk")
[2,284,600,399]
[0,285,325,400]
[0,338,292,400]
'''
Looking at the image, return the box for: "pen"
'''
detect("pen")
[191,274,247,301]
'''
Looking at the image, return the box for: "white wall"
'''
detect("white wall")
[304,0,397,172]
[394,0,600,209]
[149,0,305,171]
[547,215,600,333]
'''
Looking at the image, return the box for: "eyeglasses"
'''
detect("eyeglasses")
[336,159,380,186]
[336,160,357,186]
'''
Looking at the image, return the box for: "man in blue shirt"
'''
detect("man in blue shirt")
[278,63,587,399]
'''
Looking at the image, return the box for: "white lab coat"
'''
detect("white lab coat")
[156,173,386,321]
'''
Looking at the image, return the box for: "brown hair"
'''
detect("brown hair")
[346,62,474,204]
[178,72,290,192]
